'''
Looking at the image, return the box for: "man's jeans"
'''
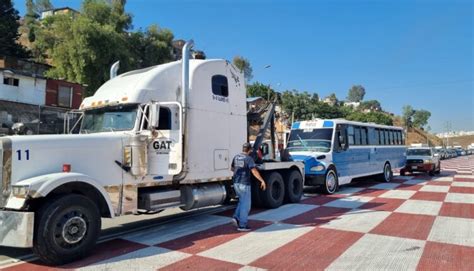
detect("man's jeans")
[233,183,251,228]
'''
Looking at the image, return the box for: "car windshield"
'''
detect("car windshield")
[407,149,431,156]
[81,104,138,133]
[287,128,333,153]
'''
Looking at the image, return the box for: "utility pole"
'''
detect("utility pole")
[444,121,451,148]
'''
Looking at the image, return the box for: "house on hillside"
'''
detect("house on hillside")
[40,7,79,19]
[343,101,360,108]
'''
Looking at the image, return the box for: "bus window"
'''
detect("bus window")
[389,130,394,145]
[335,125,348,151]
[347,125,355,145]
[375,128,380,145]
[380,130,385,145]
[361,127,368,145]
[354,126,361,145]
[384,130,389,145]
[396,131,400,145]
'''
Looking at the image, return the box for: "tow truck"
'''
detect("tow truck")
[0,41,304,265]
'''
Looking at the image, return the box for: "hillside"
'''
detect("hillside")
[406,127,443,146]
[444,135,474,148]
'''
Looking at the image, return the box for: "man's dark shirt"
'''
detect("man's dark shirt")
[231,153,256,185]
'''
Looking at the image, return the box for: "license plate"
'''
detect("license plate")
[411,166,417,169]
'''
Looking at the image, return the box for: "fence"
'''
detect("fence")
[0,100,75,135]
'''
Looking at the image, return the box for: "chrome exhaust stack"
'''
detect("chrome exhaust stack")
[110,61,120,79]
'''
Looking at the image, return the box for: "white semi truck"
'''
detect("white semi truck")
[0,41,304,265]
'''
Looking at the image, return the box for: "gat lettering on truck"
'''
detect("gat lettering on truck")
[0,40,304,266]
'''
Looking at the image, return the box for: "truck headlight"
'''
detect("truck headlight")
[12,185,30,198]
[310,165,325,172]
[423,159,432,164]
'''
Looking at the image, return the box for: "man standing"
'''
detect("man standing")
[231,143,266,231]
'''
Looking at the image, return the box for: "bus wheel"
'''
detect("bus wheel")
[435,162,441,174]
[261,171,285,208]
[322,167,338,194]
[380,162,393,182]
[284,169,303,203]
[33,194,101,265]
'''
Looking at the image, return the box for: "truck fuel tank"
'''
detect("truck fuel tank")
[180,183,227,211]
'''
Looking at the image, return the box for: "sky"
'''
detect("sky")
[13,0,474,133]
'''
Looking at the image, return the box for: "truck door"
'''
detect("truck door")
[148,103,183,176]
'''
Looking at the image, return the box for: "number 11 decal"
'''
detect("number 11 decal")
[17,149,30,160]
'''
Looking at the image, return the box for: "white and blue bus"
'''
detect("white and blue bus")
[287,119,406,194]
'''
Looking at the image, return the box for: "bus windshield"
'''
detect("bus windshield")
[81,104,138,133]
[287,128,333,153]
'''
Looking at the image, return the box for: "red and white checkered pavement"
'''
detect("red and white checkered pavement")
[3,156,473,271]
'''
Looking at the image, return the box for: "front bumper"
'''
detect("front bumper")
[304,174,326,186]
[404,163,434,172]
[0,210,34,248]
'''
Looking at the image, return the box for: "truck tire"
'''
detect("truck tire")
[261,171,285,209]
[251,180,263,208]
[321,167,338,194]
[33,194,101,265]
[284,169,303,203]
[379,162,393,182]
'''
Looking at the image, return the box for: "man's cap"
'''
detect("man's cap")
[242,142,252,149]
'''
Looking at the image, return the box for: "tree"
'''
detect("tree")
[0,0,29,57]
[34,0,174,96]
[359,100,382,111]
[347,85,366,102]
[346,111,393,125]
[127,24,174,69]
[412,109,431,129]
[314,102,348,119]
[232,56,253,82]
[402,105,415,127]
[247,82,276,100]
[35,0,53,13]
[109,0,132,32]
[25,0,39,42]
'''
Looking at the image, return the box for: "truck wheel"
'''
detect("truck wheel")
[379,162,393,182]
[33,194,101,265]
[261,171,285,208]
[321,167,338,194]
[284,170,303,203]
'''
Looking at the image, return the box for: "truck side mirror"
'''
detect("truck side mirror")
[149,103,160,129]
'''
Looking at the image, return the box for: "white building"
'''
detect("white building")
[1,70,46,105]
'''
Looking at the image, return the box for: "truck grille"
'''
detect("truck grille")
[407,159,423,164]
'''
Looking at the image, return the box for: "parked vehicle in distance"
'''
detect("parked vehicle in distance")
[287,119,406,194]
[433,148,447,160]
[401,147,441,176]
[448,149,458,158]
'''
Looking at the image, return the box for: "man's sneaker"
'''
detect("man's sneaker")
[231,217,239,227]
[237,226,251,232]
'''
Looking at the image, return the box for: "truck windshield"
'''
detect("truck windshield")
[407,149,431,156]
[81,104,138,133]
[287,128,333,153]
